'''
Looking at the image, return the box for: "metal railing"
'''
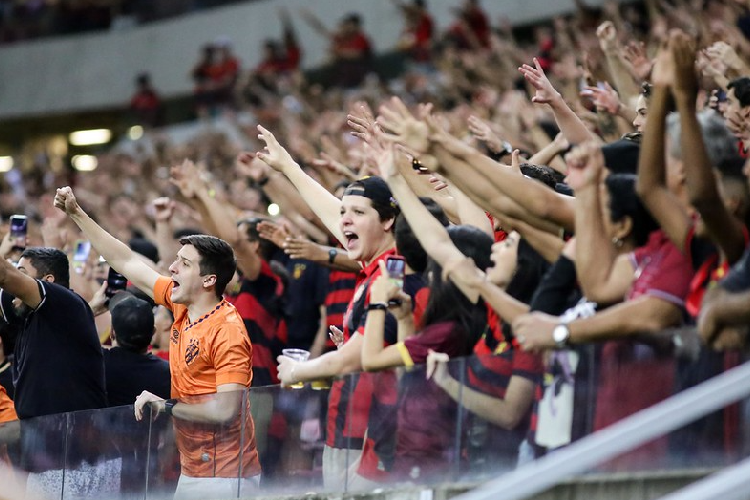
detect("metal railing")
[455,361,750,500]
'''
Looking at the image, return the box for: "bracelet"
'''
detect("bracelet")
[328,248,337,264]
[367,302,388,312]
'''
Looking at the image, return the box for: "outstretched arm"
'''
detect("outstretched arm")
[55,187,161,299]
[672,33,747,264]
[519,57,597,145]
[256,126,346,247]
[568,143,633,304]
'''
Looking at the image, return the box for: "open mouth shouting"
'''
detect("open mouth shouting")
[344,230,359,251]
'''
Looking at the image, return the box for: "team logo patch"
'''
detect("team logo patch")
[171,328,179,345]
[185,338,200,365]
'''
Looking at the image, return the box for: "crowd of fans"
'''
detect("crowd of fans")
[4,0,750,498]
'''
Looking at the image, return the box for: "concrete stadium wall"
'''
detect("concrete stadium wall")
[0,0,623,120]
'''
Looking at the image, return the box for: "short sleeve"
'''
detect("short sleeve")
[210,322,253,387]
[0,289,21,325]
[629,238,693,306]
[400,322,462,366]
[152,276,174,311]
[511,349,543,381]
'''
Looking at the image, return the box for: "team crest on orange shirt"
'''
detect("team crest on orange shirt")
[185,338,200,365]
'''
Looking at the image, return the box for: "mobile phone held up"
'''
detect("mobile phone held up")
[106,267,128,298]
[9,215,27,249]
[72,240,91,274]
[385,256,405,288]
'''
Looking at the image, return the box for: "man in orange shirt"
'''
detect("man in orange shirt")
[54,187,260,499]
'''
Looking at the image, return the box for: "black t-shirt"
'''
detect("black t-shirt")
[2,281,107,419]
[282,257,329,350]
[102,347,171,407]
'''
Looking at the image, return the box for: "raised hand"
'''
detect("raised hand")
[705,41,745,74]
[347,104,385,154]
[596,21,618,53]
[669,31,698,102]
[376,96,430,155]
[649,42,675,88]
[257,220,291,249]
[564,141,605,191]
[467,115,506,153]
[283,237,327,261]
[236,152,271,182]
[54,186,83,217]
[169,159,201,199]
[373,140,400,181]
[152,197,175,223]
[256,125,298,173]
[621,41,653,81]
[518,57,561,106]
[581,82,621,114]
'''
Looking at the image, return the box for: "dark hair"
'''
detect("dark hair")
[21,247,70,288]
[421,225,493,350]
[237,217,279,262]
[728,77,750,108]
[640,82,653,101]
[111,297,155,352]
[130,237,159,263]
[344,178,401,223]
[178,235,236,299]
[172,227,204,239]
[395,198,450,274]
[605,174,658,247]
[520,163,558,189]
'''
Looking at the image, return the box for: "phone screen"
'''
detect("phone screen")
[385,257,405,287]
[73,240,91,262]
[106,267,128,298]
[9,215,27,248]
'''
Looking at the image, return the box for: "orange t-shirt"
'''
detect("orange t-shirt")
[153,277,260,478]
[0,385,16,424]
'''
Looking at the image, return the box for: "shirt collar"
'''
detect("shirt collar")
[360,248,397,281]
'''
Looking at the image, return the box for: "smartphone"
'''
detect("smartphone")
[106,267,128,298]
[385,256,405,288]
[72,240,91,274]
[9,215,27,249]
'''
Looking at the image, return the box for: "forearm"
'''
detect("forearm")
[453,186,493,236]
[264,173,317,221]
[549,96,598,145]
[387,175,464,266]
[169,392,242,425]
[195,190,241,245]
[574,185,620,301]
[70,210,135,271]
[361,309,388,371]
[528,140,564,167]
[295,335,362,381]
[708,290,750,326]
[437,374,533,429]
[155,220,180,264]
[478,279,530,323]
[281,164,344,244]
[602,51,640,105]
[568,296,683,344]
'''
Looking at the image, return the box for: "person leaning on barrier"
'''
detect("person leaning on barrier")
[54,186,261,499]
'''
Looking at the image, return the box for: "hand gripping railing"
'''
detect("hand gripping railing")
[454,360,750,500]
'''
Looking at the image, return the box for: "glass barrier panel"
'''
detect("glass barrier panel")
[63,406,149,500]
[3,413,68,500]
[145,389,250,500]
[248,383,330,496]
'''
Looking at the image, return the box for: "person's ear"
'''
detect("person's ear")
[383,217,396,232]
[615,217,633,243]
[202,275,217,289]
[41,274,55,283]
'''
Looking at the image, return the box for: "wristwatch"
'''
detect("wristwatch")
[553,324,571,348]
[164,398,178,416]
[328,248,337,264]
